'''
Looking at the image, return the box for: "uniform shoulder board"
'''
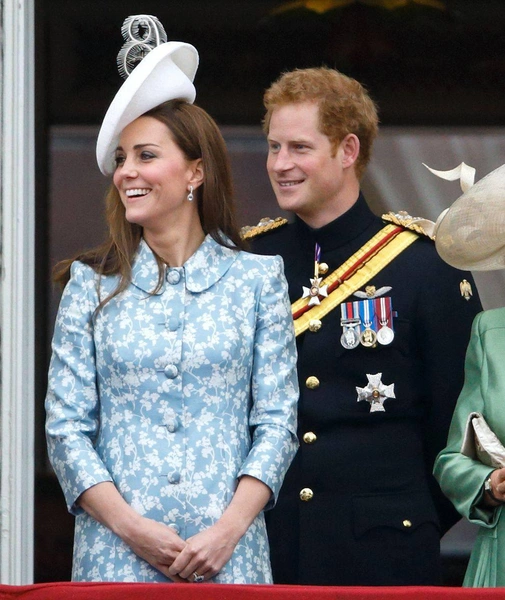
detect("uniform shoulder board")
[382,210,436,240]
[240,217,288,240]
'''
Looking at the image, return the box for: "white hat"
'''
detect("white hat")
[96,16,199,175]
[430,163,505,271]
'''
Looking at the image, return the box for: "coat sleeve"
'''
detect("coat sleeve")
[45,262,113,515]
[237,255,299,509]
[433,312,500,528]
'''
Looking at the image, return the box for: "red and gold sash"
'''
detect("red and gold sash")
[292,225,418,336]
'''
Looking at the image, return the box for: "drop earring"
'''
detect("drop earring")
[187,185,194,202]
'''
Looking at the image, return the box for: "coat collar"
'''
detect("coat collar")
[130,235,239,294]
[293,193,377,252]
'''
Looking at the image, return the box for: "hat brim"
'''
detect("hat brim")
[96,41,199,175]
[435,164,505,271]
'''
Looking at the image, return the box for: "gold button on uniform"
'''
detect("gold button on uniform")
[303,431,317,444]
[402,519,412,528]
[308,319,322,332]
[319,262,329,275]
[306,376,320,390]
[300,488,314,501]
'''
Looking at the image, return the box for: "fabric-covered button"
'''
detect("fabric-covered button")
[163,408,178,432]
[299,488,314,501]
[167,317,180,331]
[164,364,179,379]
[166,420,177,433]
[303,431,317,444]
[168,472,181,484]
[305,376,320,390]
[166,269,181,285]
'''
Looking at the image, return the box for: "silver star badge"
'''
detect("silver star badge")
[302,277,329,306]
[356,373,396,412]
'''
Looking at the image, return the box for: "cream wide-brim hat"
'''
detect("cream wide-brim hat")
[435,164,505,271]
[96,41,199,175]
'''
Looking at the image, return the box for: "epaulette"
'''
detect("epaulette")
[381,210,436,240]
[240,217,288,240]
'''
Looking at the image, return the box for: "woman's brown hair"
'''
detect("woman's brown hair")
[53,100,245,308]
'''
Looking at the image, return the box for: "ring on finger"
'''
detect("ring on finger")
[192,571,205,583]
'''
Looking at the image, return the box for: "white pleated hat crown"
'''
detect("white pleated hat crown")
[435,164,505,271]
[96,15,199,175]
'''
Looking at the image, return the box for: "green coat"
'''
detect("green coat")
[434,308,505,587]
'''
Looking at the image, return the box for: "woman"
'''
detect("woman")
[432,162,505,587]
[46,16,299,584]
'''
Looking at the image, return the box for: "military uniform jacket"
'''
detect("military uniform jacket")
[251,194,482,586]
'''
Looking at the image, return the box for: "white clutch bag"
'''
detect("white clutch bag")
[461,412,505,468]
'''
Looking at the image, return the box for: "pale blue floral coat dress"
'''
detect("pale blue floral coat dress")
[46,236,299,583]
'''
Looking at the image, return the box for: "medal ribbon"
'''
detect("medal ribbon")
[376,297,393,330]
[314,243,321,278]
[340,302,348,321]
[292,225,418,336]
[340,301,362,332]
[359,299,374,329]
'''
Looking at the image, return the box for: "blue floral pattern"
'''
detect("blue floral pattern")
[46,236,299,583]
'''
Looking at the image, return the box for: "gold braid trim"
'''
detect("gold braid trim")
[382,211,436,240]
[293,226,419,337]
[240,217,288,240]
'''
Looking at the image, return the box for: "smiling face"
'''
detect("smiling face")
[266,101,358,228]
[113,115,201,234]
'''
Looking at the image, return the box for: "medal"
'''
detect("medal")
[340,318,361,349]
[376,297,395,345]
[377,326,394,345]
[302,243,328,306]
[360,326,377,347]
[302,277,329,306]
[356,373,396,412]
[359,299,377,348]
[340,303,362,350]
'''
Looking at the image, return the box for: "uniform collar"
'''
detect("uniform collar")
[294,193,376,251]
[131,235,239,294]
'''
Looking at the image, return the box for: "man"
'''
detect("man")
[248,67,482,585]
